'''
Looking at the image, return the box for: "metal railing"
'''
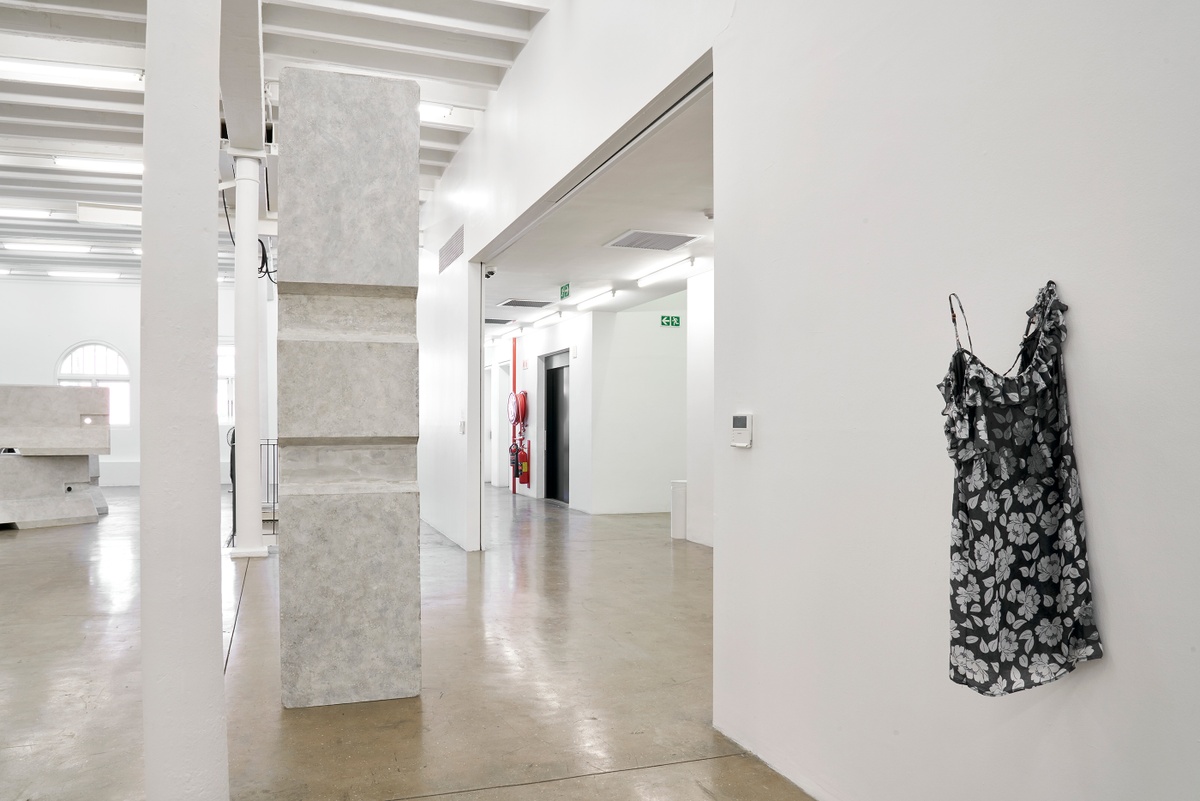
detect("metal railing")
[260,438,278,536]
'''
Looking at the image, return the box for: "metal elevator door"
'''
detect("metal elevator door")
[545,365,569,503]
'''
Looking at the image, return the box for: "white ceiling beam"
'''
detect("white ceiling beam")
[219,0,266,150]
[264,0,535,44]
[263,58,490,108]
[418,163,442,178]
[418,148,451,167]
[418,174,436,191]
[0,8,144,45]
[262,5,517,67]
[0,121,140,146]
[0,170,141,194]
[0,183,138,204]
[0,1,147,23]
[470,0,548,12]
[0,80,143,115]
[263,33,505,87]
[0,103,141,132]
[418,125,465,150]
[0,31,144,69]
[0,133,140,158]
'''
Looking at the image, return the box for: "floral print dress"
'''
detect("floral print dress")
[937,281,1102,696]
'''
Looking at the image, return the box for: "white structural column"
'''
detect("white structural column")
[140,0,230,799]
[232,155,266,556]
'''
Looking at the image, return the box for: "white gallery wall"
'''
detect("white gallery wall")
[686,270,715,546]
[591,296,687,515]
[422,1,1200,799]
[416,248,482,550]
[710,4,1200,801]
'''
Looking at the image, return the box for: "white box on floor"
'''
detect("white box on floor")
[670,480,687,540]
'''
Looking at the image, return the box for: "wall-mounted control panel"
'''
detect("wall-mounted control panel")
[731,414,753,448]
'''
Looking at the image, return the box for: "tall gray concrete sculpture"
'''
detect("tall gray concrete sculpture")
[0,385,110,528]
[276,68,421,708]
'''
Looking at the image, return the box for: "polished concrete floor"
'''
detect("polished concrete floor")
[0,485,814,800]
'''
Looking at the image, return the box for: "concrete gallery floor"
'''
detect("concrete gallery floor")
[0,485,814,800]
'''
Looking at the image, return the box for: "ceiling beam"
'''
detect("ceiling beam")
[0,31,144,69]
[0,103,141,132]
[0,133,141,158]
[0,80,143,115]
[0,120,141,145]
[262,5,517,67]
[0,8,144,45]
[263,33,505,87]
[220,0,266,150]
[0,1,147,23]
[264,0,536,44]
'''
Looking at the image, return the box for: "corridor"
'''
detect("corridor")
[1,487,812,800]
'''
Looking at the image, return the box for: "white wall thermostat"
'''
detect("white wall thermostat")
[731,414,753,448]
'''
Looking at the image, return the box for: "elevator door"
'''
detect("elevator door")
[545,365,569,503]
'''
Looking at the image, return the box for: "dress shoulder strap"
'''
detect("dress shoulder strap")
[947,293,974,353]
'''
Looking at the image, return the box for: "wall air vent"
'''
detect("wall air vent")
[484,318,514,325]
[439,225,464,273]
[496,298,553,309]
[604,229,702,252]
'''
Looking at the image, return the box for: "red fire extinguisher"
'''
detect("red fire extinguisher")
[518,443,530,485]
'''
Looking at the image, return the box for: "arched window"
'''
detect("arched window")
[57,342,131,426]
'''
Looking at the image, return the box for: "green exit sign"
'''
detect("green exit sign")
[560,283,570,299]
[660,315,681,327]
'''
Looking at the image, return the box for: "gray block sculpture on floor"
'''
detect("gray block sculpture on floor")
[276,68,421,708]
[0,385,110,528]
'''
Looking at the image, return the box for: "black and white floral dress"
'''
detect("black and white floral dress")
[937,281,1102,696]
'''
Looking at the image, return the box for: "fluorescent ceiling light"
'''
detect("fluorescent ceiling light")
[0,58,144,91]
[132,247,142,255]
[54,156,143,175]
[577,290,621,311]
[0,268,9,276]
[569,284,614,306]
[0,207,51,219]
[3,242,91,254]
[47,271,120,280]
[418,102,453,122]
[636,257,695,288]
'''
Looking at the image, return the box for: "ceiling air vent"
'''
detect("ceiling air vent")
[604,229,702,252]
[497,298,554,309]
[484,318,514,325]
[439,225,464,273]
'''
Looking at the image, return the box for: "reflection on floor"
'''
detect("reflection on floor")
[0,484,814,800]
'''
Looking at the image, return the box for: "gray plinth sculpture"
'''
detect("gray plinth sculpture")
[0,385,110,528]
[276,68,421,708]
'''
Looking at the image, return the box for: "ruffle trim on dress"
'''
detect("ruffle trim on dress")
[938,282,1067,459]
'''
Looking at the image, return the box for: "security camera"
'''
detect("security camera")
[484,268,496,279]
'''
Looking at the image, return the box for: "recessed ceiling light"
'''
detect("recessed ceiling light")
[0,207,52,219]
[3,242,91,254]
[54,156,143,175]
[47,271,120,280]
[0,58,144,91]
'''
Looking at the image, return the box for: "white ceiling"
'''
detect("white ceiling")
[0,0,548,280]
[483,87,713,329]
